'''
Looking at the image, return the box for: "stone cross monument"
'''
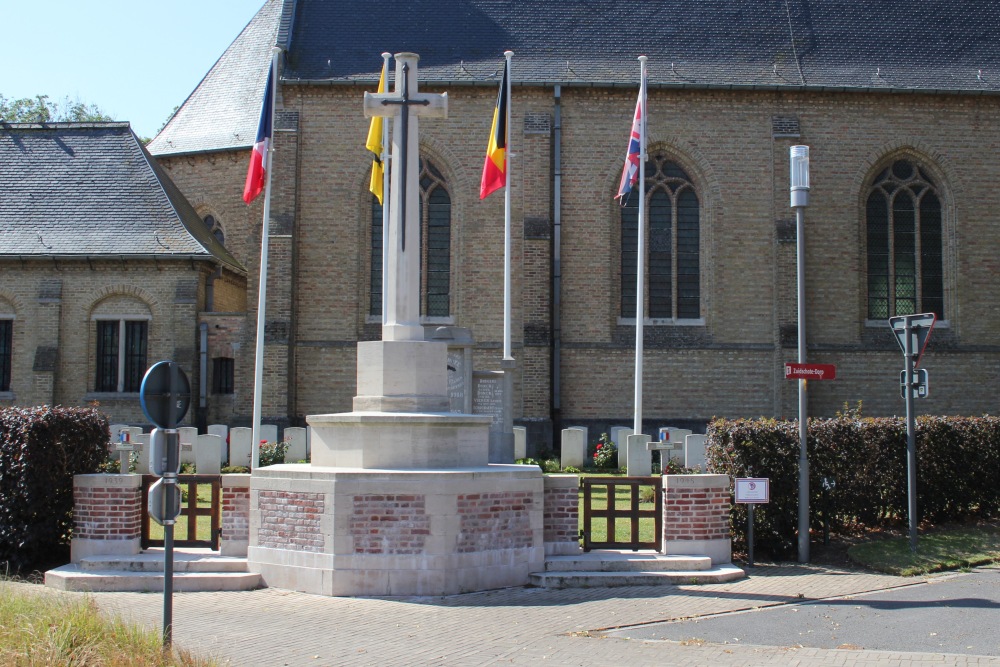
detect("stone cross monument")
[364,53,448,342]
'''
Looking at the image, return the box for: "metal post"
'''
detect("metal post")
[747,504,755,567]
[790,146,810,564]
[904,316,918,553]
[162,428,179,648]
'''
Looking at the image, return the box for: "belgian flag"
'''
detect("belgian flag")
[366,60,388,204]
[480,60,508,199]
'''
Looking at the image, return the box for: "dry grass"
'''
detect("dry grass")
[0,583,219,666]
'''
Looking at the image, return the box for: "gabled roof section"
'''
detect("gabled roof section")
[0,122,244,273]
[148,0,282,157]
[282,0,1000,94]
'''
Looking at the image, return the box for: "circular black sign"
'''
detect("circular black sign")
[139,361,191,429]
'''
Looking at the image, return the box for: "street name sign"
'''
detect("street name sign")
[784,363,837,380]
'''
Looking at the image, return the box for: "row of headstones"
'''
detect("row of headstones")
[559,426,708,473]
[108,424,310,475]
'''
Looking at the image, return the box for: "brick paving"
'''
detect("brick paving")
[8,564,1000,666]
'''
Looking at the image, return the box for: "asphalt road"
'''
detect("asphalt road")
[601,567,1000,657]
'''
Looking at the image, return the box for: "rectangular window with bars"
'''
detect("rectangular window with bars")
[95,320,147,392]
[0,320,11,392]
[212,357,235,394]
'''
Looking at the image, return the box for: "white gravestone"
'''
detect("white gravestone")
[207,424,229,464]
[685,434,708,470]
[229,427,252,468]
[610,426,632,469]
[566,426,588,452]
[560,428,585,469]
[132,434,151,474]
[283,427,307,462]
[195,434,222,475]
[513,426,527,460]
[178,426,198,465]
[260,424,278,445]
[627,433,652,476]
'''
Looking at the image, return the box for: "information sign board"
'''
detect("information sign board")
[735,478,770,504]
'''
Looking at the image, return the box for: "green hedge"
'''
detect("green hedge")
[0,406,109,569]
[706,413,1000,559]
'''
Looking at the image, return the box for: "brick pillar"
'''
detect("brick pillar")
[71,474,142,562]
[543,474,580,556]
[662,474,732,564]
[221,474,251,557]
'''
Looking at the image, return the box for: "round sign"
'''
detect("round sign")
[139,361,191,429]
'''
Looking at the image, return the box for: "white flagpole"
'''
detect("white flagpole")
[503,50,514,362]
[380,52,391,325]
[633,56,648,436]
[251,48,280,469]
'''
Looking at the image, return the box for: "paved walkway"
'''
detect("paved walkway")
[10,563,1000,666]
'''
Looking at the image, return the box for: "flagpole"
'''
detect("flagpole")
[380,52,391,325]
[503,50,514,362]
[251,48,280,469]
[633,55,648,436]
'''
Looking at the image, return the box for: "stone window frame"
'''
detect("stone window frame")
[367,156,454,325]
[861,155,950,326]
[202,211,226,246]
[617,152,705,326]
[91,314,151,394]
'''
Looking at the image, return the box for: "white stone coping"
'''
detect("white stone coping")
[307,411,493,426]
[543,474,580,490]
[250,464,543,483]
[663,473,730,489]
[221,473,251,488]
[74,473,142,489]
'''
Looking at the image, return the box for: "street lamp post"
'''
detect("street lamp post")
[790,145,810,564]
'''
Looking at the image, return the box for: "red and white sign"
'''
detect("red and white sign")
[735,478,770,503]
[784,363,837,380]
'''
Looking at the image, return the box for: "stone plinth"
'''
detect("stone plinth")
[221,474,251,557]
[353,340,449,412]
[247,464,544,596]
[308,412,492,469]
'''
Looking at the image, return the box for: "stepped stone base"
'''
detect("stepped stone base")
[247,464,544,597]
[44,550,262,592]
[529,550,745,589]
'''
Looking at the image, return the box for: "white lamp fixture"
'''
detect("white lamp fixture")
[790,145,810,208]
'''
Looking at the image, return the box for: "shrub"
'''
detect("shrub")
[258,440,289,467]
[591,433,618,469]
[0,406,108,569]
[707,411,1000,559]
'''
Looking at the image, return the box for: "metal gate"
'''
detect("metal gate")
[581,476,662,552]
[141,474,222,550]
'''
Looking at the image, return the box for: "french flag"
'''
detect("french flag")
[243,67,274,204]
[615,72,646,201]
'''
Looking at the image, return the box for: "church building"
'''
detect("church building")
[6,0,1000,449]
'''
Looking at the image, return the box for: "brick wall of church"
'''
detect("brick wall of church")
[152,82,1000,432]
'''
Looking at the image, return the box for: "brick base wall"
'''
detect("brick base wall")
[221,474,251,556]
[663,474,732,564]
[74,482,142,541]
[256,490,325,553]
[543,475,580,555]
[457,491,534,553]
[350,494,430,555]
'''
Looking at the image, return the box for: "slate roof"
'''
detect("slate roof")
[0,122,244,273]
[283,0,1000,93]
[147,0,282,157]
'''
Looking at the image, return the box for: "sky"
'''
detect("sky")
[4,0,265,139]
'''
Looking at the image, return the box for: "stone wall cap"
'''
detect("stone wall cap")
[74,473,143,489]
[221,473,252,487]
[543,474,580,489]
[664,473,730,489]
[307,412,493,426]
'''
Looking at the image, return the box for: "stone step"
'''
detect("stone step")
[544,550,713,572]
[44,565,262,593]
[529,564,745,589]
[78,552,249,574]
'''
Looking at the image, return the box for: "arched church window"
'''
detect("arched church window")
[866,159,943,319]
[370,157,451,318]
[203,214,225,246]
[621,155,700,320]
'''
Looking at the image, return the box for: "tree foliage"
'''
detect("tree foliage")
[0,94,113,123]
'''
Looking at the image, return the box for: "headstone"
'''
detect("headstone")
[132,434,151,474]
[610,426,632,468]
[195,434,222,475]
[260,424,278,445]
[566,426,588,452]
[229,427,252,468]
[684,434,708,470]
[283,427,307,463]
[560,428,585,469]
[178,426,198,465]
[438,327,475,413]
[513,426,527,460]
[626,433,652,476]
[661,428,692,464]
[125,426,144,441]
[207,424,229,464]
[472,371,505,462]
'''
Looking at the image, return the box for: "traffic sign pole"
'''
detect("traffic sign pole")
[904,318,918,554]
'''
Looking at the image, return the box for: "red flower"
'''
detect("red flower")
[596,443,602,449]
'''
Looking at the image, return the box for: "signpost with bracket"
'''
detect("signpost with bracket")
[139,361,190,649]
[888,313,936,554]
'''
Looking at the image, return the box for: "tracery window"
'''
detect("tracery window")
[621,155,700,320]
[866,160,943,319]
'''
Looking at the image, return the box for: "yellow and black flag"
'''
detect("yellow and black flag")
[366,60,387,204]
[480,60,508,199]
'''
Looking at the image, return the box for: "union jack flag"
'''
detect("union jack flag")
[615,71,646,202]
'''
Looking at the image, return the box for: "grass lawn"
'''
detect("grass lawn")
[848,523,1000,576]
[147,483,216,544]
[577,474,659,546]
[0,583,218,665]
